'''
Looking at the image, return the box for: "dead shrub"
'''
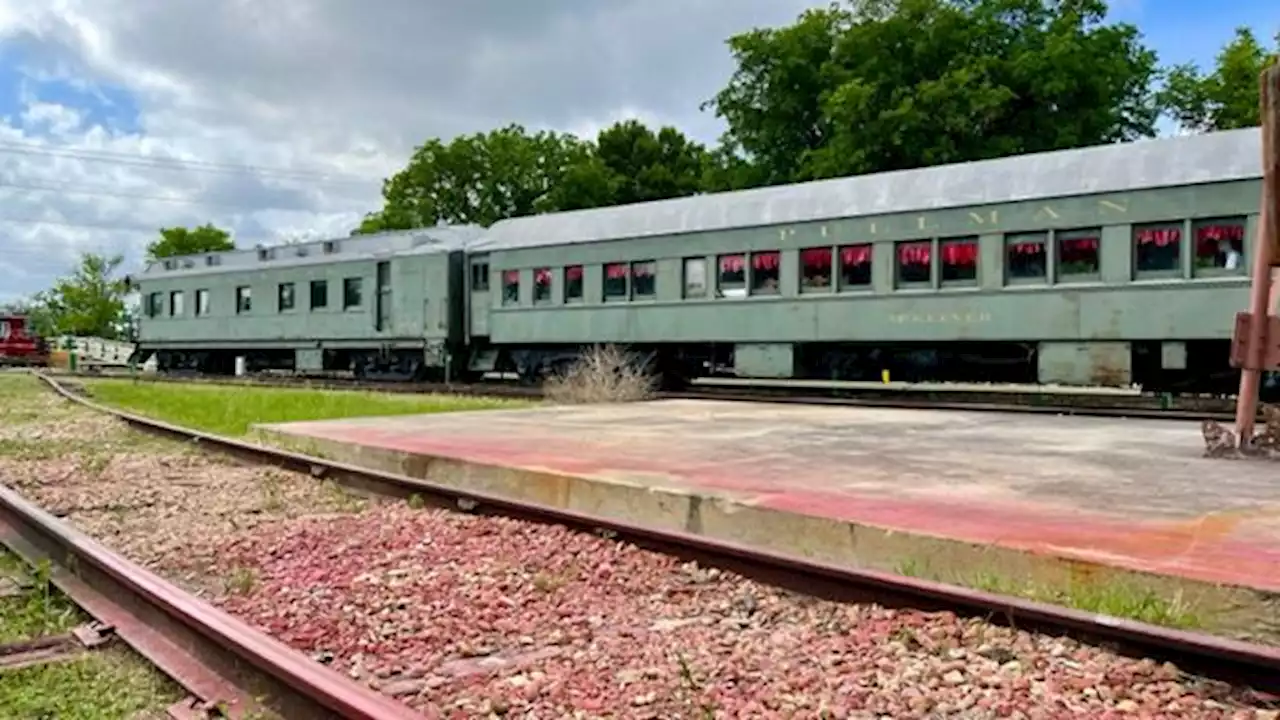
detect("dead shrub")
[542,344,657,405]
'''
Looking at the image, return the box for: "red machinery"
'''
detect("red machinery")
[0,315,49,367]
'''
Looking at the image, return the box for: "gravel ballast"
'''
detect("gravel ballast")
[2,376,1277,718]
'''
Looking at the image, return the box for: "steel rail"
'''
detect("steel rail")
[34,371,1280,700]
[0,408,425,718]
[48,368,1245,422]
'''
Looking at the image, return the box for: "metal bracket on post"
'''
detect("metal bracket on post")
[1229,312,1280,370]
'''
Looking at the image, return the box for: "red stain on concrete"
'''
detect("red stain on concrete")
[282,421,1280,593]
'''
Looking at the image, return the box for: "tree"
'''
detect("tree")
[26,253,129,339]
[1160,27,1280,133]
[592,120,708,205]
[358,124,613,231]
[146,223,234,261]
[705,0,1162,184]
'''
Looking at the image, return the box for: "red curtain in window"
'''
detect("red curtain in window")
[1061,237,1099,252]
[632,263,653,277]
[942,241,977,266]
[801,248,832,267]
[720,255,744,273]
[897,242,930,265]
[502,270,519,284]
[1195,223,1245,254]
[605,264,628,279]
[840,245,870,265]
[1136,228,1180,246]
[565,266,583,281]
[534,269,552,285]
[752,252,780,270]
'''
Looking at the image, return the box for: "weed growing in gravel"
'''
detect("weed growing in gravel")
[225,566,258,595]
[323,480,367,513]
[0,550,180,718]
[81,378,533,436]
[542,344,657,404]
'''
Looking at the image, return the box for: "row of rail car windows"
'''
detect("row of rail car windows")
[495,217,1248,306]
[144,277,366,318]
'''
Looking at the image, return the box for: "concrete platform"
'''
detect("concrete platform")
[257,400,1280,642]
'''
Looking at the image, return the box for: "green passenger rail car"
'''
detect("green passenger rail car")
[134,127,1265,395]
[133,226,483,380]
[469,127,1261,394]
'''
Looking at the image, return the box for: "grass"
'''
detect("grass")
[894,557,1203,629]
[0,549,181,719]
[0,374,181,463]
[80,378,534,436]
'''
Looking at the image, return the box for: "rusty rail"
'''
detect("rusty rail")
[0,430,423,718]
[46,368,1247,422]
[33,371,1280,700]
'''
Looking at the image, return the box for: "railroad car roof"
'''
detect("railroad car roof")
[137,224,485,279]
[474,127,1262,252]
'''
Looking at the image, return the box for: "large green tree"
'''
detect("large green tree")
[27,253,129,339]
[355,124,612,232]
[1160,27,1280,133]
[146,223,234,261]
[592,120,708,205]
[706,0,1162,185]
[356,120,714,234]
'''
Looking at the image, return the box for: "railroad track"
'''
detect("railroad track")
[26,370,1280,707]
[50,368,1250,422]
[0,397,435,718]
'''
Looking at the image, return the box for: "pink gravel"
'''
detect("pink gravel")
[167,504,1277,719]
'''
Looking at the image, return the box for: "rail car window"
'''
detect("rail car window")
[1134,222,1181,274]
[1192,217,1246,272]
[683,257,707,297]
[501,270,519,306]
[195,289,209,316]
[603,263,628,301]
[278,283,296,312]
[564,265,583,302]
[717,254,746,297]
[800,247,832,292]
[1057,229,1101,279]
[839,245,872,289]
[533,267,553,304]
[631,261,656,298]
[310,280,328,309]
[147,292,163,317]
[750,251,781,295]
[471,261,490,291]
[236,286,251,314]
[343,277,363,309]
[1005,233,1047,282]
[169,291,184,316]
[940,237,978,285]
[895,241,932,286]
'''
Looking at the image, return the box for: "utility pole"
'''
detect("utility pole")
[1231,60,1280,447]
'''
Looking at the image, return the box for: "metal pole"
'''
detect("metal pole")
[1235,62,1280,446]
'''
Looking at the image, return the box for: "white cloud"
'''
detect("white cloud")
[0,0,820,303]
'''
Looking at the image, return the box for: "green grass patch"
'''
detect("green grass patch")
[80,378,534,436]
[895,557,1203,630]
[0,550,181,718]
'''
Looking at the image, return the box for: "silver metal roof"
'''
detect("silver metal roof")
[138,225,485,279]
[474,128,1262,252]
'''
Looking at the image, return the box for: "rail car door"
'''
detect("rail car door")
[375,261,391,332]
[469,254,490,338]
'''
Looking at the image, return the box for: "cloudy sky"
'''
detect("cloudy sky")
[0,0,1274,305]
